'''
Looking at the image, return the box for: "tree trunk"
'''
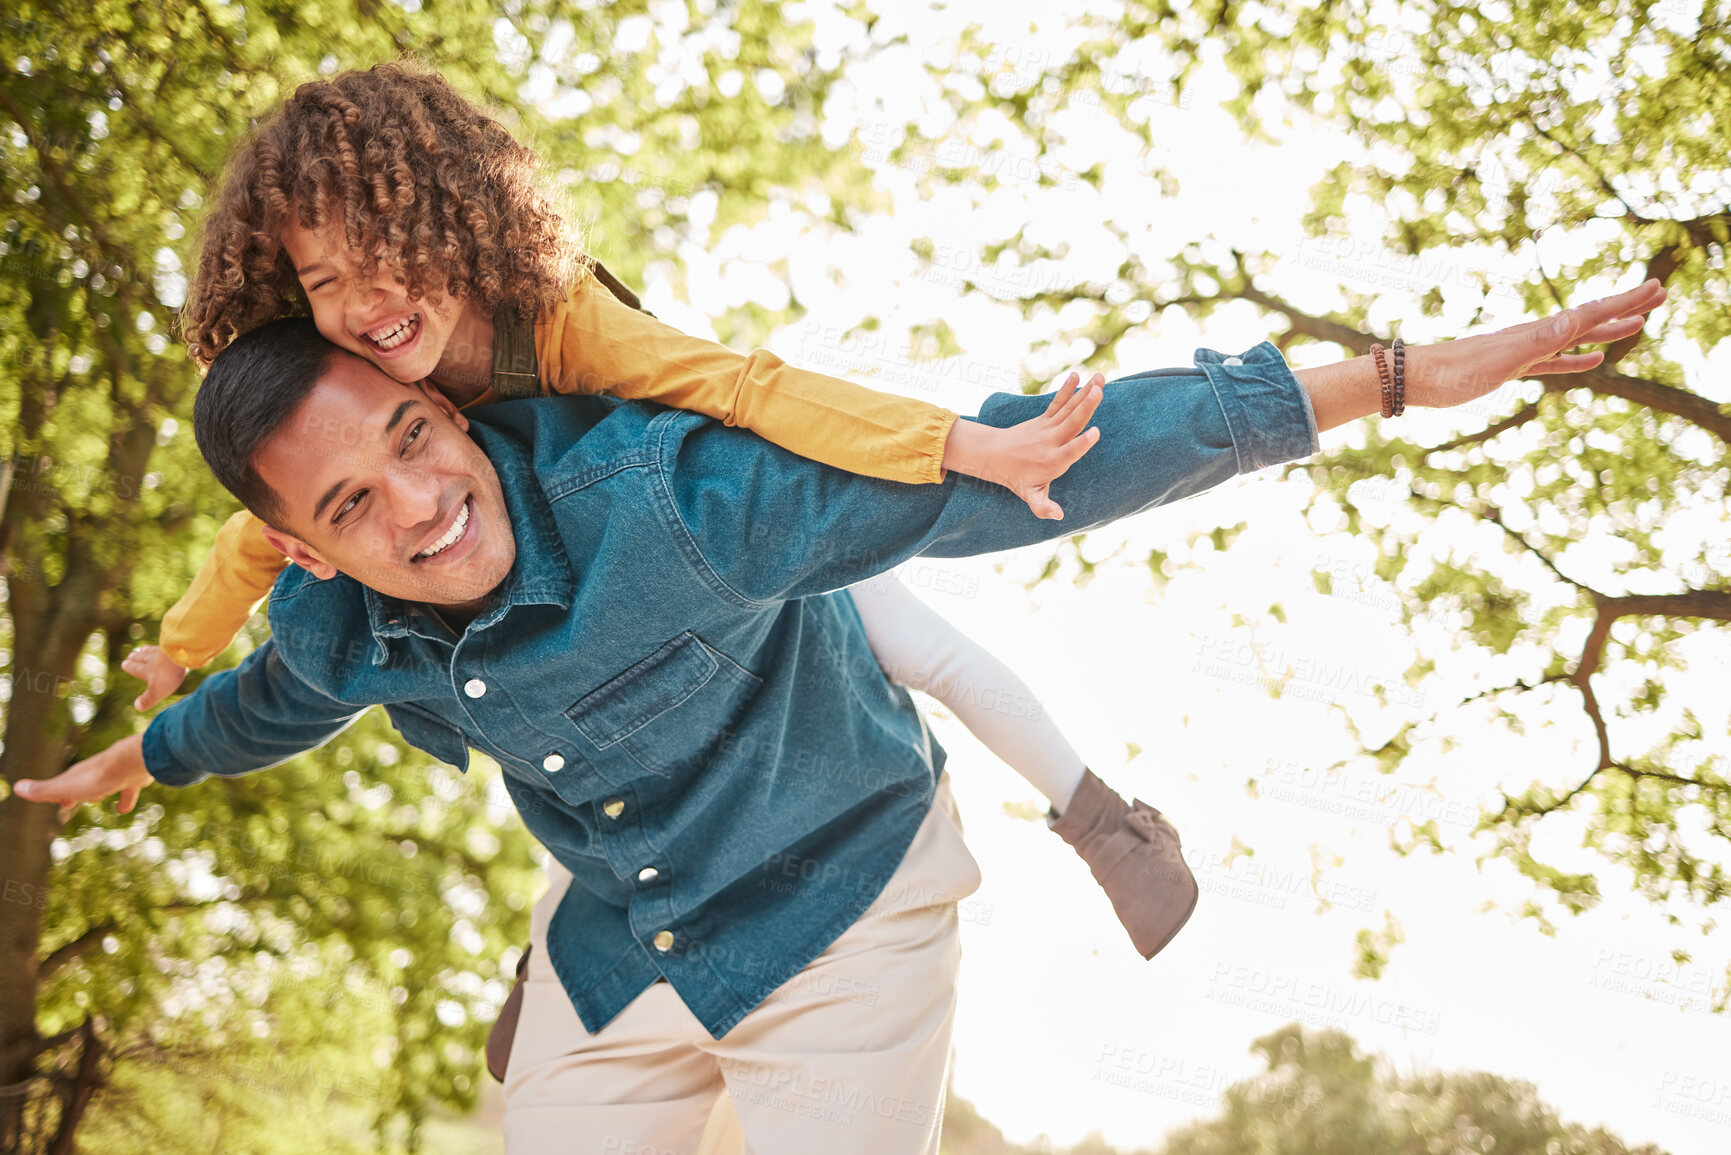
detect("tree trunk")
[46,1019,103,1155]
[0,557,104,1144]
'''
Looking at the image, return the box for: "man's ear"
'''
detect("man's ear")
[418,379,469,432]
[261,525,339,580]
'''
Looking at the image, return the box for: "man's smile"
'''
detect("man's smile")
[412,495,476,563]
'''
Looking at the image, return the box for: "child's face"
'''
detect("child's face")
[280,215,471,386]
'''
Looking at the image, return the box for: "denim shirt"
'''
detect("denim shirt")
[143,341,1317,1039]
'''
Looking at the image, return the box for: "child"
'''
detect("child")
[132,62,1195,963]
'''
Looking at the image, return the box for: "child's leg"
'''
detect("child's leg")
[847,572,1200,961]
[847,572,1085,814]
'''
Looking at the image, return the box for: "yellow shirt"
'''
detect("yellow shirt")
[158,268,958,668]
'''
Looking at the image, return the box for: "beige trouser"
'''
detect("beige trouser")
[503,774,982,1155]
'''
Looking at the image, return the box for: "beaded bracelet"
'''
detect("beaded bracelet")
[1370,343,1395,418]
[1392,336,1406,416]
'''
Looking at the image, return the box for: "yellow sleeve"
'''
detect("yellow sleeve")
[534,269,959,484]
[159,509,290,669]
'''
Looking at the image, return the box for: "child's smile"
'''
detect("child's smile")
[364,312,422,355]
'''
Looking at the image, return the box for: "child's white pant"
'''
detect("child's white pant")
[502,774,982,1155]
[847,573,1085,811]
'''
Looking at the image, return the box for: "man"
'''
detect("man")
[17,280,1663,1153]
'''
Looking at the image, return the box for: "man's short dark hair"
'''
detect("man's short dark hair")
[192,318,337,530]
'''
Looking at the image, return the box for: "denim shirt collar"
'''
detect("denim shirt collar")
[361,420,575,665]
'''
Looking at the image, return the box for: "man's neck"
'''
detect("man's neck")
[423,597,488,637]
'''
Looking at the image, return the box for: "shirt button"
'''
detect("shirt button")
[652,930,675,952]
[602,798,625,818]
[1222,355,1243,367]
[463,678,487,699]
[637,866,659,883]
[542,753,566,773]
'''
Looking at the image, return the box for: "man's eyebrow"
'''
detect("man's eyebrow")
[383,398,417,436]
[309,399,420,522]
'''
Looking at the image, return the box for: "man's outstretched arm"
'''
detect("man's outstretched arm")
[665,280,1664,602]
[15,638,365,814]
[663,340,1308,602]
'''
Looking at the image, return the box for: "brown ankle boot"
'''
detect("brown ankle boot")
[1047,768,1199,960]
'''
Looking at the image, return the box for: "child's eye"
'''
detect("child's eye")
[308,277,335,293]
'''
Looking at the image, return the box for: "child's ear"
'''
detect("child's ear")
[262,525,339,580]
[418,379,469,432]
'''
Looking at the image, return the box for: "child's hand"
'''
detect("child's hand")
[941,372,1104,519]
[123,644,189,711]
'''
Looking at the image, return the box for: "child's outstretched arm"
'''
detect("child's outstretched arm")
[537,268,1097,518]
[847,571,1086,813]
[133,509,290,710]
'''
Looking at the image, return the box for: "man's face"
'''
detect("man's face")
[254,351,516,610]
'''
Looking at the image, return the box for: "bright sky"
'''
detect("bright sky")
[601,3,1730,1152]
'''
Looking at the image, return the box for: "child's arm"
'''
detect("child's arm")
[537,268,1095,518]
[847,572,1086,814]
[134,510,290,709]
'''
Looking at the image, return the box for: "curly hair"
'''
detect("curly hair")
[181,61,583,366]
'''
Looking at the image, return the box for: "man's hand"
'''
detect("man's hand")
[941,372,1104,519]
[1409,279,1668,408]
[13,733,153,820]
[123,644,188,711]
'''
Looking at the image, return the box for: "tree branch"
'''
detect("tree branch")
[1455,673,1568,709]
[1600,591,1731,623]
[36,925,113,983]
[1546,591,1731,800]
[1529,363,1731,444]
[1519,113,1647,221]
[38,901,218,981]
[1503,760,1719,823]
[1478,504,1590,591]
[1235,282,1376,353]
[1427,400,1543,455]
[1596,212,1731,367]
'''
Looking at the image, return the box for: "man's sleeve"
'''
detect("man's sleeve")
[655,341,1320,604]
[141,638,366,787]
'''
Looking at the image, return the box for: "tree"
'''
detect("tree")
[0,1,887,1148]
[1165,0,1731,940]
[938,1024,1666,1154]
[848,1,1727,974]
[1159,1023,1667,1155]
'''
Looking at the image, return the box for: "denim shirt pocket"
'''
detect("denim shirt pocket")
[564,631,761,777]
[384,702,473,771]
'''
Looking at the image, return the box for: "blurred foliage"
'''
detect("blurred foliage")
[0,0,893,1148]
[1187,0,1731,942]
[941,1023,1666,1154]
